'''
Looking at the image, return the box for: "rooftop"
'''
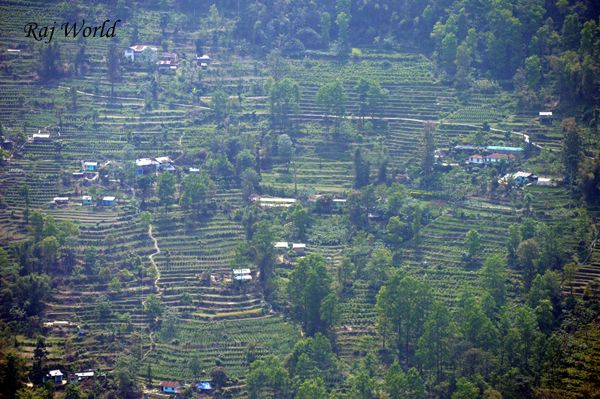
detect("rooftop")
[486,146,523,152]
[159,381,180,388]
[49,370,63,377]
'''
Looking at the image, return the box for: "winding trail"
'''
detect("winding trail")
[141,224,162,362]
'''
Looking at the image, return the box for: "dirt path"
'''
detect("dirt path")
[141,224,161,362]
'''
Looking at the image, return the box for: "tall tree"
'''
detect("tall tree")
[480,254,507,307]
[288,254,336,336]
[419,123,436,185]
[317,80,346,133]
[157,172,176,208]
[561,117,582,187]
[376,272,432,364]
[353,148,370,188]
[269,78,300,132]
[180,172,215,219]
[416,302,454,383]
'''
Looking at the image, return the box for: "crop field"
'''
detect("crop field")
[0,1,596,397]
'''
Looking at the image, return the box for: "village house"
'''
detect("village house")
[155,156,175,172]
[135,158,159,175]
[53,197,69,206]
[100,196,116,206]
[196,381,213,393]
[157,52,179,71]
[74,371,94,382]
[468,153,515,164]
[45,370,64,384]
[501,171,538,186]
[159,381,181,394]
[539,111,553,125]
[124,45,159,63]
[83,161,98,172]
[274,242,289,250]
[32,133,51,143]
[2,139,13,150]
[232,268,252,282]
[252,196,297,208]
[196,54,211,69]
[81,196,92,206]
[292,243,306,254]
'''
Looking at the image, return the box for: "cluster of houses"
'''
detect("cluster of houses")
[43,369,101,386]
[135,156,175,175]
[53,195,116,207]
[123,44,212,72]
[159,380,213,395]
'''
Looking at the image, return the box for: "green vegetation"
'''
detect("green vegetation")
[0,0,598,398]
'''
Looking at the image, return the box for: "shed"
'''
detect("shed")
[100,196,116,206]
[159,381,181,394]
[82,196,92,206]
[53,197,69,206]
[2,139,13,150]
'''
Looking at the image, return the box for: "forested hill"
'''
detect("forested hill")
[170,0,600,113]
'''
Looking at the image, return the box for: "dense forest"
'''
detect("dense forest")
[0,0,599,398]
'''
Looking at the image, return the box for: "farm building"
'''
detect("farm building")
[135,158,159,175]
[275,242,289,250]
[53,197,69,206]
[82,196,92,205]
[45,370,64,384]
[453,145,483,153]
[292,243,306,254]
[83,161,98,172]
[232,268,252,281]
[32,133,51,143]
[100,196,116,206]
[72,172,84,179]
[536,177,557,187]
[159,381,181,394]
[539,111,553,125]
[485,146,523,155]
[124,45,158,63]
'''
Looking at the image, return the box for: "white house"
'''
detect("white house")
[46,370,64,384]
[274,242,289,250]
[232,268,252,281]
